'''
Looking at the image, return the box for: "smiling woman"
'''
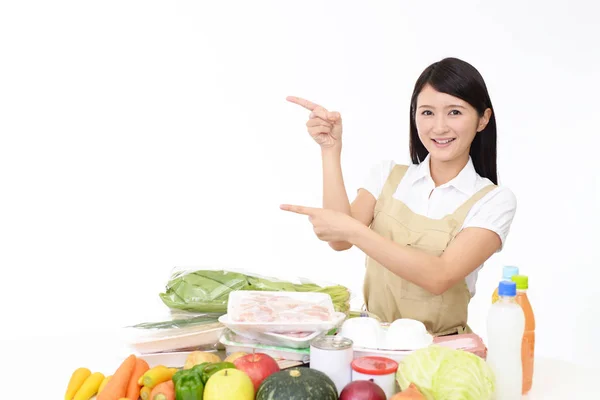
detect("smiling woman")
[410,58,497,186]
[282,57,517,336]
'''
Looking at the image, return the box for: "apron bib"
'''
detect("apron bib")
[363,164,496,336]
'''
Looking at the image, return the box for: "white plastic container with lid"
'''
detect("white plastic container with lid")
[487,280,525,400]
[351,356,399,399]
[310,336,354,395]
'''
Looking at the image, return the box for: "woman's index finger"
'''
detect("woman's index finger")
[286,96,322,111]
[280,204,320,216]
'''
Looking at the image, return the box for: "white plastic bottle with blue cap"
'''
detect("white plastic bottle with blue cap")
[487,280,525,400]
[492,266,519,303]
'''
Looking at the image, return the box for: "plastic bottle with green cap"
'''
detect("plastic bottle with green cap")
[511,274,535,394]
[491,266,520,303]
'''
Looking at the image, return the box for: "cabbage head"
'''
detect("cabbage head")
[396,345,495,400]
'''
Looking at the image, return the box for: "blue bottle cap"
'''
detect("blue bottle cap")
[502,266,519,280]
[498,281,517,297]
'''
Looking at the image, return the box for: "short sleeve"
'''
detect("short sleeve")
[358,160,396,199]
[462,186,517,251]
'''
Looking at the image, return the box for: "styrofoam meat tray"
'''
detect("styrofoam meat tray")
[228,329,323,349]
[219,330,311,362]
[126,325,226,354]
[218,311,346,334]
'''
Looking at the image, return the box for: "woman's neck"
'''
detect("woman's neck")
[429,154,469,187]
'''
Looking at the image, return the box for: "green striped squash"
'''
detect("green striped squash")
[256,367,338,400]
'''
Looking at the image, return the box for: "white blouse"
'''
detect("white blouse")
[360,154,517,295]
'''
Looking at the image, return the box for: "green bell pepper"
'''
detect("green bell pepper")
[173,363,208,385]
[201,362,236,384]
[173,363,209,400]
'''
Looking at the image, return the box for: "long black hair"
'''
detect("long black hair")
[409,57,498,184]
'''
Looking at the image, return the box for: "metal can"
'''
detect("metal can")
[310,335,354,394]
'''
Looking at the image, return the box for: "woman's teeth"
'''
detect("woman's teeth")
[433,138,455,144]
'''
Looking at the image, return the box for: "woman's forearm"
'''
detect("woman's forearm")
[321,148,350,213]
[321,148,353,250]
[349,224,448,294]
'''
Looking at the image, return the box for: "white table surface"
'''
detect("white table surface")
[3,331,595,399]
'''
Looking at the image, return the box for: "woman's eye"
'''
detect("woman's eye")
[449,110,462,115]
[421,110,433,116]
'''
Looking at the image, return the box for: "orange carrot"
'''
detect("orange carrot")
[97,354,137,400]
[126,358,150,400]
[149,380,174,400]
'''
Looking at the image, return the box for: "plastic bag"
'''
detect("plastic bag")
[158,266,352,315]
[228,291,335,323]
[123,311,225,354]
[128,312,223,332]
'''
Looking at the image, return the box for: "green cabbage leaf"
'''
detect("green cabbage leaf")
[396,345,495,400]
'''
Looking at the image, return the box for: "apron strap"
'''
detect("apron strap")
[448,184,498,234]
[379,164,409,201]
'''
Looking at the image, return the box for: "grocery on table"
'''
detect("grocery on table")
[64,268,529,400]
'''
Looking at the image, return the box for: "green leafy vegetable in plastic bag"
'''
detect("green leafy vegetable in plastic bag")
[159,269,351,315]
[128,314,222,330]
[396,345,495,400]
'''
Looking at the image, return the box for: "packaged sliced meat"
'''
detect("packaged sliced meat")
[432,333,488,359]
[227,291,335,323]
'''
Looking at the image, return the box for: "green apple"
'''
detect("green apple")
[204,368,255,400]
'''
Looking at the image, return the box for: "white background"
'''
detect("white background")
[1,0,598,396]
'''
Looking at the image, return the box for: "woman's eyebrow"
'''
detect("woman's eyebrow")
[418,104,467,109]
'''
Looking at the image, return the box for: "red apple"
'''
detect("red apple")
[339,380,386,400]
[233,352,281,391]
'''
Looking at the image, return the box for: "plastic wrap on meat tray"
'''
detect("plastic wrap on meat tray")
[432,333,488,359]
[227,291,335,323]
[123,311,225,354]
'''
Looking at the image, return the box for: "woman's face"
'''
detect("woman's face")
[415,84,491,163]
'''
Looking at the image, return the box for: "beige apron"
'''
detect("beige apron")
[363,164,497,336]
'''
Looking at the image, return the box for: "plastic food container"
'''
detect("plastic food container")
[339,317,433,352]
[351,356,399,399]
[125,324,226,354]
[122,312,226,354]
[228,329,323,349]
[385,318,432,350]
[219,329,310,362]
[432,333,488,359]
[218,311,346,334]
[227,291,335,323]
[339,317,381,348]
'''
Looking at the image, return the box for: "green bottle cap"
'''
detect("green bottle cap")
[511,275,528,290]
